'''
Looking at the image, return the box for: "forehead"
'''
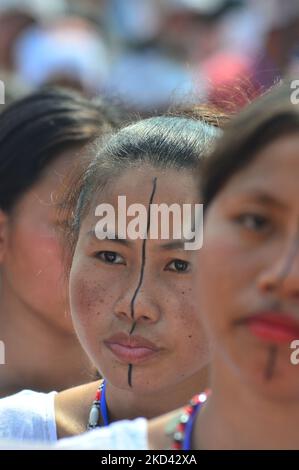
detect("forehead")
[82,166,200,246]
[27,147,82,203]
[12,148,81,214]
[93,166,198,207]
[216,134,299,205]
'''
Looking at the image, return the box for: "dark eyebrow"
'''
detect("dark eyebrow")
[238,191,288,211]
[159,240,187,250]
[86,230,132,247]
[86,231,189,250]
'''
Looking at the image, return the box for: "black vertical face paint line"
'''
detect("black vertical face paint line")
[129,321,137,335]
[264,345,278,380]
[264,233,299,381]
[128,364,133,388]
[127,177,158,387]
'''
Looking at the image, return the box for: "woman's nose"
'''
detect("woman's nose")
[258,238,299,301]
[113,277,161,325]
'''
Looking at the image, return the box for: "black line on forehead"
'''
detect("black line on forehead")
[129,177,157,321]
[127,177,158,388]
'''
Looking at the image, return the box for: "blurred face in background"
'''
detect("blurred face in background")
[0,148,81,334]
[197,133,299,401]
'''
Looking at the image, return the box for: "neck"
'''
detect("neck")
[0,278,94,397]
[105,366,209,422]
[194,354,299,450]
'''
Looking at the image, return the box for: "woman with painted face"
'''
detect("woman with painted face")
[147,82,299,450]
[0,87,120,398]
[0,112,221,442]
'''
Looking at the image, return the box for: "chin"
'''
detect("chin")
[104,368,165,394]
[238,352,299,402]
[254,376,299,403]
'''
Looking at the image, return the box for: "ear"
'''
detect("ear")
[0,209,8,264]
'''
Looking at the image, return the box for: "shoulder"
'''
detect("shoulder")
[55,380,100,438]
[0,389,57,442]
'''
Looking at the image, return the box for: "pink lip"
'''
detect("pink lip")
[104,333,160,364]
[242,311,299,344]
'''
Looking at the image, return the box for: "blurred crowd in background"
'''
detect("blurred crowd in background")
[0,0,299,114]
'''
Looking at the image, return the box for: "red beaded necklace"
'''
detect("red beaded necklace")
[171,390,211,450]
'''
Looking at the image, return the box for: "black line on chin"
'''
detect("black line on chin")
[264,345,278,381]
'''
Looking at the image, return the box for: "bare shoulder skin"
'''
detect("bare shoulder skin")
[55,381,100,438]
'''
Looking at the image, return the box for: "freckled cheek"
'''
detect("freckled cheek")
[164,286,203,339]
[69,265,120,332]
[167,295,208,366]
[181,301,204,340]
[70,275,102,318]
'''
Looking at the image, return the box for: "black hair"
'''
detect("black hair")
[200,81,299,207]
[0,87,121,212]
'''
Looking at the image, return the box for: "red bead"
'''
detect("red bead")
[95,390,101,401]
[172,442,181,450]
[171,391,211,450]
[177,423,185,432]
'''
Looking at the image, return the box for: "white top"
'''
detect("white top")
[0,390,148,450]
[0,390,57,442]
[56,421,148,450]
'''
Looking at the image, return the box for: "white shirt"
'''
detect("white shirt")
[0,390,148,449]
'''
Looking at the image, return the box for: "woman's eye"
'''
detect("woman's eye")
[94,251,125,265]
[165,259,190,273]
[235,213,270,232]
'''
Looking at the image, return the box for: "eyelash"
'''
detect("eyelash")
[234,213,271,233]
[94,251,125,265]
[94,251,190,273]
[165,259,190,273]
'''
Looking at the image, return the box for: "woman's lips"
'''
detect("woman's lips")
[243,312,299,343]
[104,333,160,364]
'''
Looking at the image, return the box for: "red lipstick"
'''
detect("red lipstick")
[245,312,299,343]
